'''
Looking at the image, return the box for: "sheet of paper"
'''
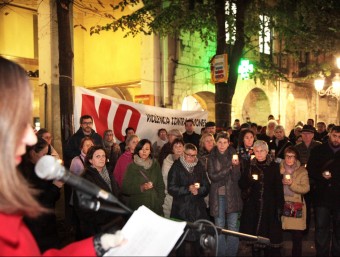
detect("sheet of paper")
[104,205,186,256]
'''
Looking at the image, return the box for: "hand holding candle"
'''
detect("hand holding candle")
[232,154,239,165]
[323,171,332,179]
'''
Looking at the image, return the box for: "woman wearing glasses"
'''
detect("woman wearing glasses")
[168,143,209,256]
[239,140,284,256]
[207,131,242,257]
[280,146,309,257]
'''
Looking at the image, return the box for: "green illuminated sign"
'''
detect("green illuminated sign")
[238,59,254,80]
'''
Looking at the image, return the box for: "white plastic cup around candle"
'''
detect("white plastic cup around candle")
[324,171,330,176]
[232,154,239,161]
[252,174,258,180]
[251,155,255,160]
[285,174,291,180]
[194,183,200,189]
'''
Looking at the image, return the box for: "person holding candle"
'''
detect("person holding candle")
[239,140,284,256]
[168,143,209,256]
[236,129,256,202]
[280,146,310,257]
[122,139,165,215]
[207,131,242,257]
[307,126,340,256]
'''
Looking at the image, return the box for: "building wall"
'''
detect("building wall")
[73,7,141,88]
[0,5,36,58]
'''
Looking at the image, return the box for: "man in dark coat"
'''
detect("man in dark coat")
[307,126,340,256]
[182,119,201,149]
[63,114,103,227]
[64,114,103,168]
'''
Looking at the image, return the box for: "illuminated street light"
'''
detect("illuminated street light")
[314,58,340,100]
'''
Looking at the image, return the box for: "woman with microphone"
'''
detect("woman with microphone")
[0,57,125,256]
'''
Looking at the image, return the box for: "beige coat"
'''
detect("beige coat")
[280,161,310,230]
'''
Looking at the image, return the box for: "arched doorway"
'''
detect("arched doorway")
[242,88,270,126]
[181,91,215,121]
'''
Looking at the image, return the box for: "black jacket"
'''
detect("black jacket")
[168,159,209,240]
[307,142,340,208]
[208,146,243,217]
[64,128,103,167]
[239,157,284,246]
[73,166,124,239]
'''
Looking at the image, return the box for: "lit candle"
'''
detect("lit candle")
[252,174,258,180]
[194,183,200,189]
[324,171,330,176]
[285,174,291,180]
[232,154,239,161]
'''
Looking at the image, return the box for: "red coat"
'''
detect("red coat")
[0,212,96,256]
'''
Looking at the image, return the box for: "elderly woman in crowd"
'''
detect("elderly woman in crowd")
[257,119,278,144]
[158,129,183,167]
[239,140,284,257]
[280,146,309,257]
[162,138,185,218]
[73,145,123,239]
[70,136,94,176]
[168,143,209,256]
[102,129,121,172]
[122,139,165,215]
[208,131,242,257]
[36,128,60,159]
[114,134,139,188]
[269,125,292,163]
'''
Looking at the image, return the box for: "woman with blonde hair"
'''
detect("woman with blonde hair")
[113,134,139,188]
[0,57,124,255]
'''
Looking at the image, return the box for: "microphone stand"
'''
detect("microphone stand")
[183,220,270,256]
[186,221,270,244]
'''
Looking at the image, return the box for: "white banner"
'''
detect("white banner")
[74,87,208,143]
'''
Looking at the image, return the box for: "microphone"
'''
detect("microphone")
[35,155,119,205]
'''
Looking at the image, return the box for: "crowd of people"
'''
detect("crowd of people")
[1,57,340,257]
[27,111,340,256]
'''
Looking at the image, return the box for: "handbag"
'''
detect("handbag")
[283,201,303,218]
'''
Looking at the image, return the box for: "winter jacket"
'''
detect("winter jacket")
[64,128,103,167]
[280,161,310,230]
[113,151,133,188]
[168,159,209,241]
[73,166,123,239]
[307,142,340,209]
[208,146,243,217]
[239,157,284,246]
[0,213,95,256]
[122,159,165,216]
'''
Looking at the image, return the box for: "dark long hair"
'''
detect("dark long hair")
[134,139,153,159]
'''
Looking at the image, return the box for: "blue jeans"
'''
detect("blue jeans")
[215,195,239,257]
[315,206,340,256]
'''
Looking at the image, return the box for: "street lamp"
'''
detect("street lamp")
[314,57,340,100]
